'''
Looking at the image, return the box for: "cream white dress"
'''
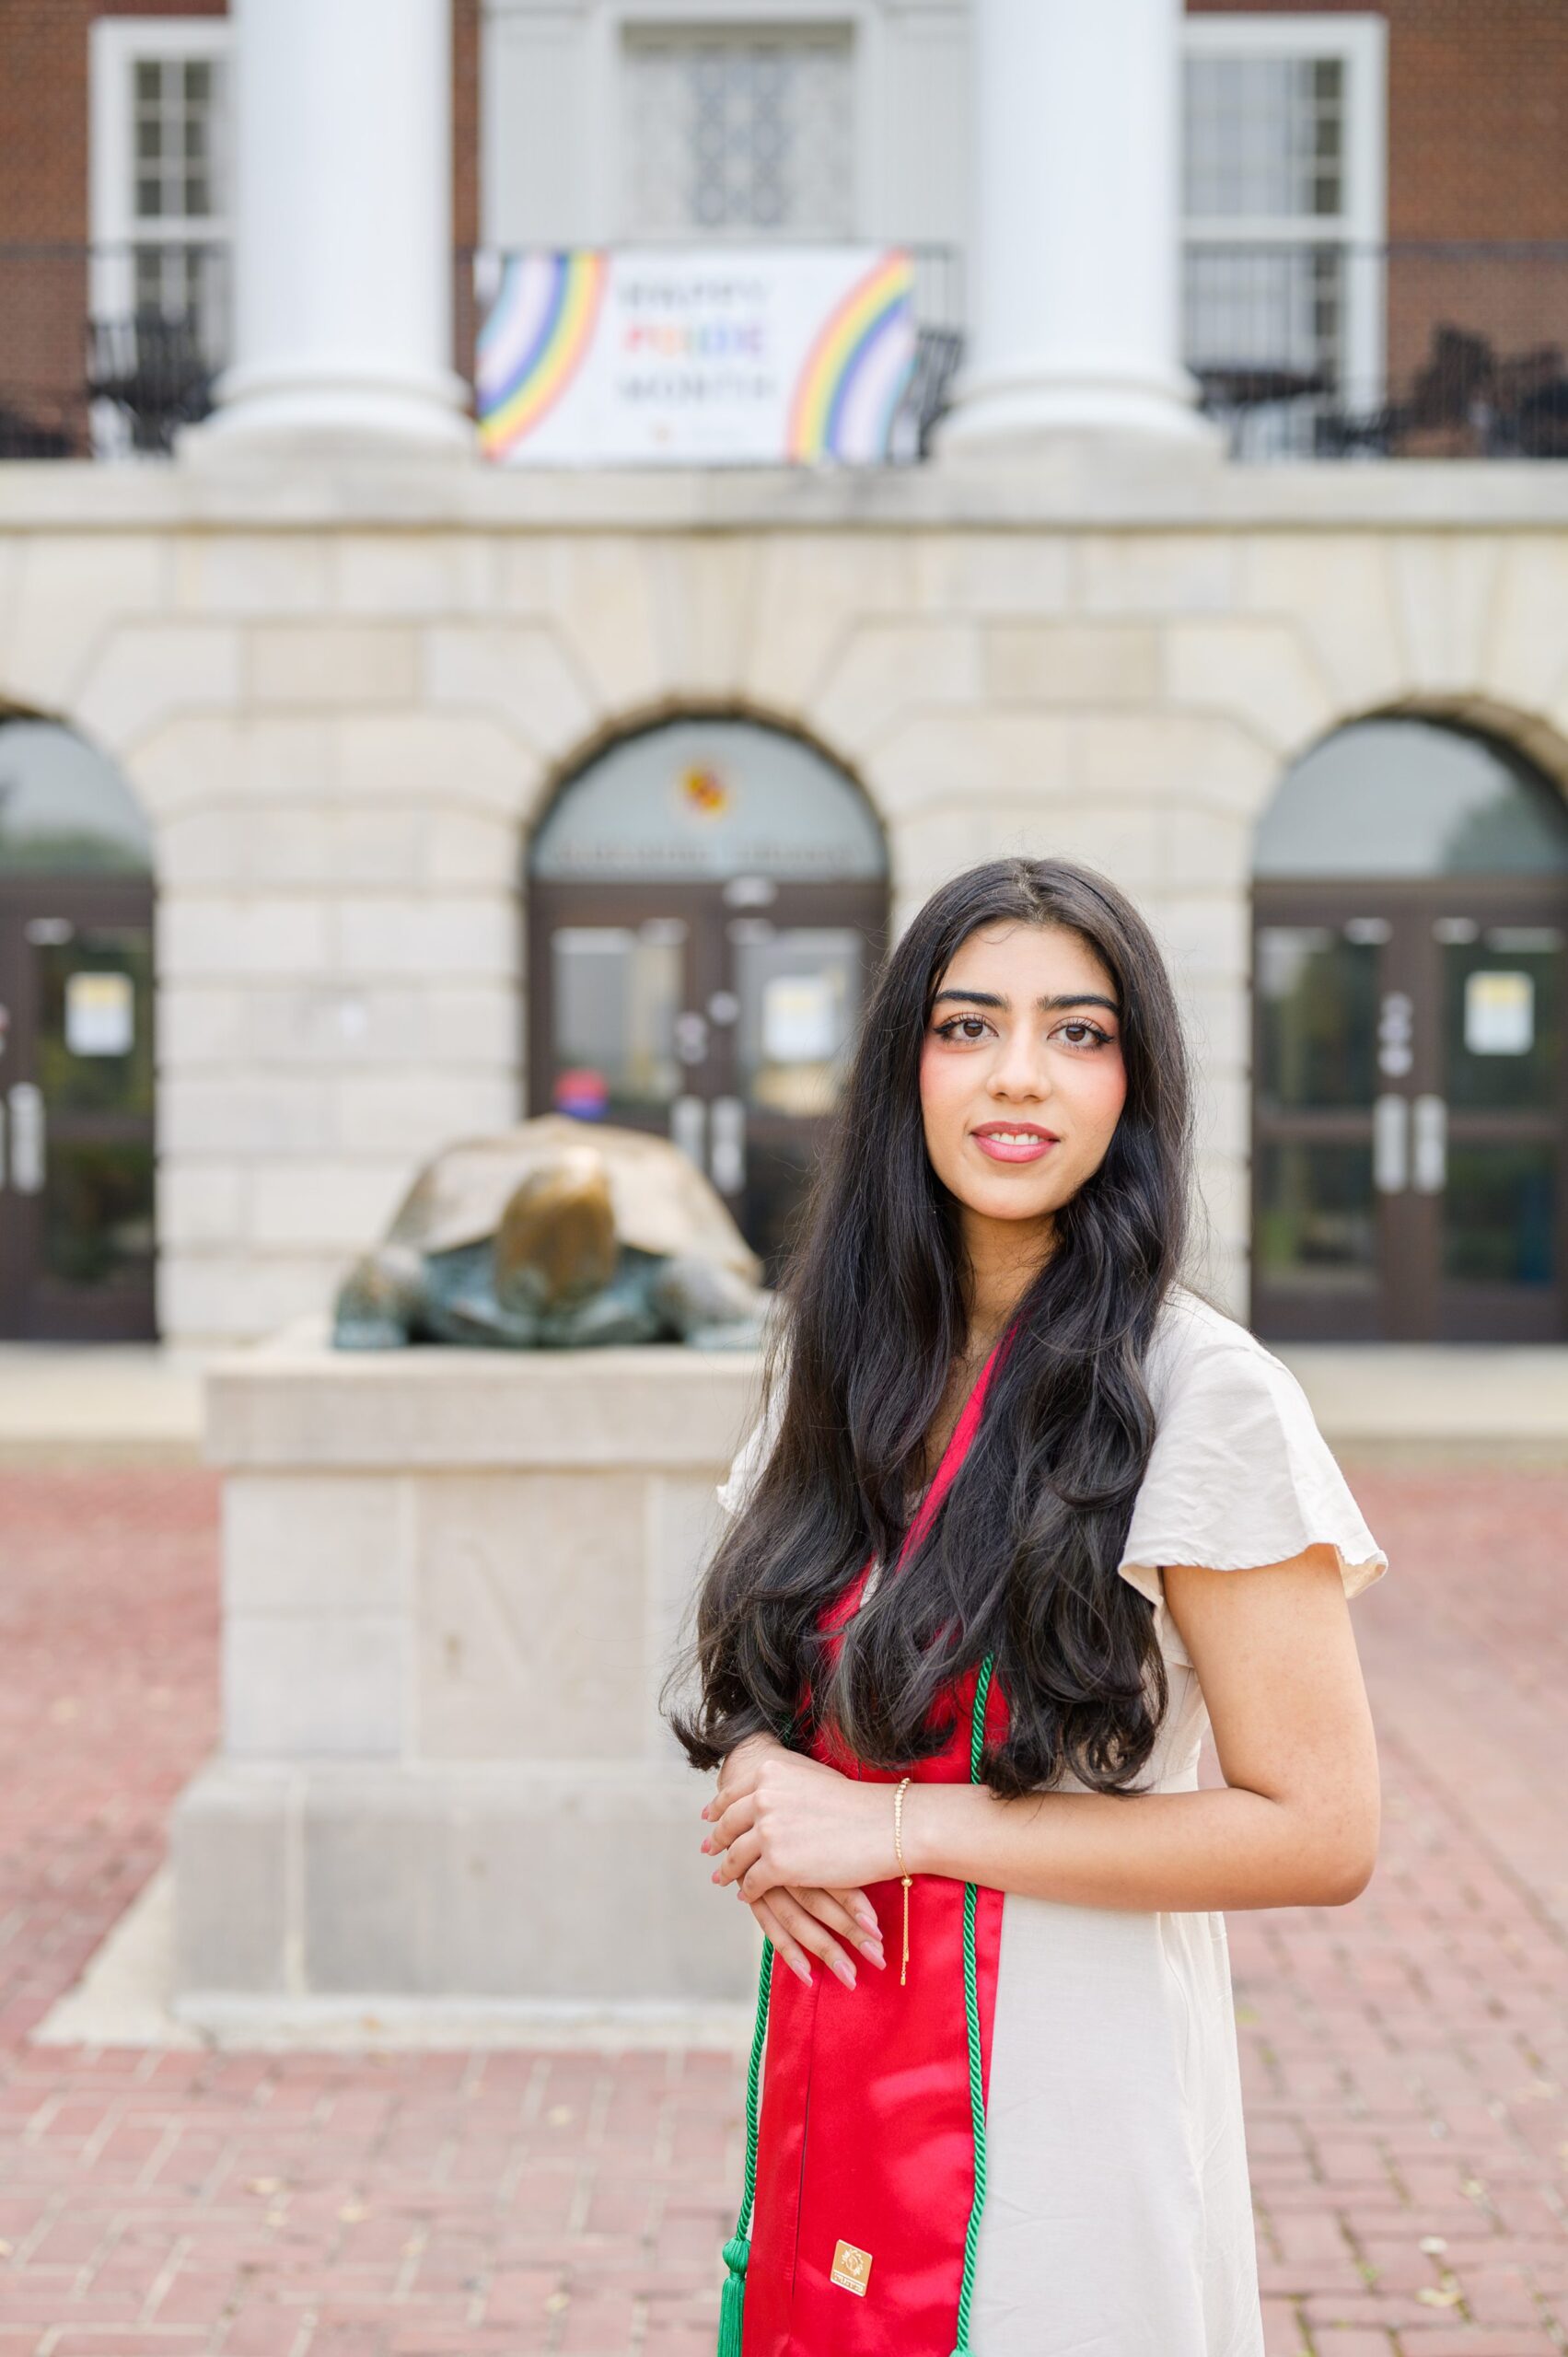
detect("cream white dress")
[714,1283,1388,2357]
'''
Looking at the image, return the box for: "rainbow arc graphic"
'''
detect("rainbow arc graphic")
[785,250,916,463]
[476,251,607,462]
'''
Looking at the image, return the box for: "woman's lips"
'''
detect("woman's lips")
[970,1127,1059,1164]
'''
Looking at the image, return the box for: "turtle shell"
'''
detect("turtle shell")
[381,1113,763,1283]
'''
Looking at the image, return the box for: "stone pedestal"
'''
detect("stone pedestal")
[172,1320,762,2024]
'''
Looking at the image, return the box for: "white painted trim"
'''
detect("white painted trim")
[87,16,235,456]
[1180,14,1387,241]
[1180,12,1388,402]
[89,16,234,250]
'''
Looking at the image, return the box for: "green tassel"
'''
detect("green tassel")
[716,1940,773,2357]
[717,2233,749,2357]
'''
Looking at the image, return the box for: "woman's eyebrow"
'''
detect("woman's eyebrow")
[931,987,1121,1015]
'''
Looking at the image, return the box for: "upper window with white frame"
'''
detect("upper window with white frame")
[1179,14,1387,443]
[621,22,856,241]
[90,17,233,360]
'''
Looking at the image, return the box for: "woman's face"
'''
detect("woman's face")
[918,919,1129,1235]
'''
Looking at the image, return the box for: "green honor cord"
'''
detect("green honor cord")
[715,1655,994,2357]
[716,1932,772,2357]
[950,1651,993,2355]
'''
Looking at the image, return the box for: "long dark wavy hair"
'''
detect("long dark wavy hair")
[666,856,1193,1799]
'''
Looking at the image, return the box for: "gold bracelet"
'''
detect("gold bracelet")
[893,1774,913,1986]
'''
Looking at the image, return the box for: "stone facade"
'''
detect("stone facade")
[5,451,1568,1342]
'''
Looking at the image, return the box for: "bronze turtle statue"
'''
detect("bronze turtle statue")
[331,1114,773,1350]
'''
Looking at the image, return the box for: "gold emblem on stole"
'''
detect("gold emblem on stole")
[830,2238,873,2295]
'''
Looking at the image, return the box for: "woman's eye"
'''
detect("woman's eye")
[935,1015,991,1042]
[1058,1021,1110,1049]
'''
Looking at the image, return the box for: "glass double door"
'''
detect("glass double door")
[528,880,886,1280]
[1253,883,1566,1341]
[0,881,157,1341]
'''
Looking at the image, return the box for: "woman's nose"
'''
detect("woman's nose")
[988,1040,1053,1100]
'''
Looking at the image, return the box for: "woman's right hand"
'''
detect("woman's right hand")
[746,1884,886,1988]
[708,1741,884,1984]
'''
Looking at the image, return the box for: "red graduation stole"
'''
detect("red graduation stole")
[722,1329,1016,2357]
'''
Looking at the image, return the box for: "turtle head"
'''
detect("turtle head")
[494,1147,619,1313]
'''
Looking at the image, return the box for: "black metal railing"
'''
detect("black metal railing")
[1185,240,1568,459]
[0,241,230,458]
[6,238,1568,464]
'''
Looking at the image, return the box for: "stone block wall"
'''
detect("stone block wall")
[3,459,1568,1342]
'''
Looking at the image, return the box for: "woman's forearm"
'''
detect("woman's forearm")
[902,1778,1376,1913]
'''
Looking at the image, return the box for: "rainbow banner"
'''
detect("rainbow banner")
[473,246,917,467]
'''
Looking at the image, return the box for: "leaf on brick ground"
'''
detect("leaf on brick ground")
[544,2292,569,2314]
[1418,2235,1448,2254]
[246,2177,282,2194]
[339,2203,369,2223]
[1417,2282,1463,2308]
[546,2105,574,2126]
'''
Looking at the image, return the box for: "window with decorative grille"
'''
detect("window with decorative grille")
[621,25,855,241]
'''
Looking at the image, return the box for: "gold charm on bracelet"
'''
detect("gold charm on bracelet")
[893,1774,914,1985]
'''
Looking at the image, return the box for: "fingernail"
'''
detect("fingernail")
[699,1838,711,1853]
[855,1910,877,1933]
[833,1959,856,1988]
[792,1959,812,1985]
[711,1870,721,1884]
[862,1939,885,1964]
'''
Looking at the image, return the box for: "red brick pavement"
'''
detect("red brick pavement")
[0,1459,1564,2356]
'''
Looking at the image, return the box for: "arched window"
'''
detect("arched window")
[527,716,888,1275]
[1252,715,1568,1345]
[0,714,155,875]
[1256,714,1568,879]
[0,714,156,1340]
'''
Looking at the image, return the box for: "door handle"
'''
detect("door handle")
[670,1093,706,1169]
[1411,1096,1447,1193]
[1373,1094,1408,1193]
[8,1085,45,1194]
[710,1096,746,1194]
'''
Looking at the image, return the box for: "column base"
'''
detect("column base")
[186,358,474,461]
[934,366,1224,457]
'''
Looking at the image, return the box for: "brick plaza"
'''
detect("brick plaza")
[0,1457,1563,2356]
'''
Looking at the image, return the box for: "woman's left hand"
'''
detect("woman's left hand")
[702,1741,900,1902]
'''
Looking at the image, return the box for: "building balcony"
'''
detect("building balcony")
[3,238,1567,466]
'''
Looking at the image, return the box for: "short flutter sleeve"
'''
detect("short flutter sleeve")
[1118,1291,1388,1671]
[714,1376,787,1522]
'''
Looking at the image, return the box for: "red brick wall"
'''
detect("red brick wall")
[0,0,226,244]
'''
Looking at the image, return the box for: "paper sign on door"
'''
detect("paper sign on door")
[1463,970,1533,1056]
[64,970,134,1057]
[761,973,840,1062]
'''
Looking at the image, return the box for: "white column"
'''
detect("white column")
[935,0,1213,451]
[200,0,470,452]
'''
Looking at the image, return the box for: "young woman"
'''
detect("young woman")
[670,856,1387,2357]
